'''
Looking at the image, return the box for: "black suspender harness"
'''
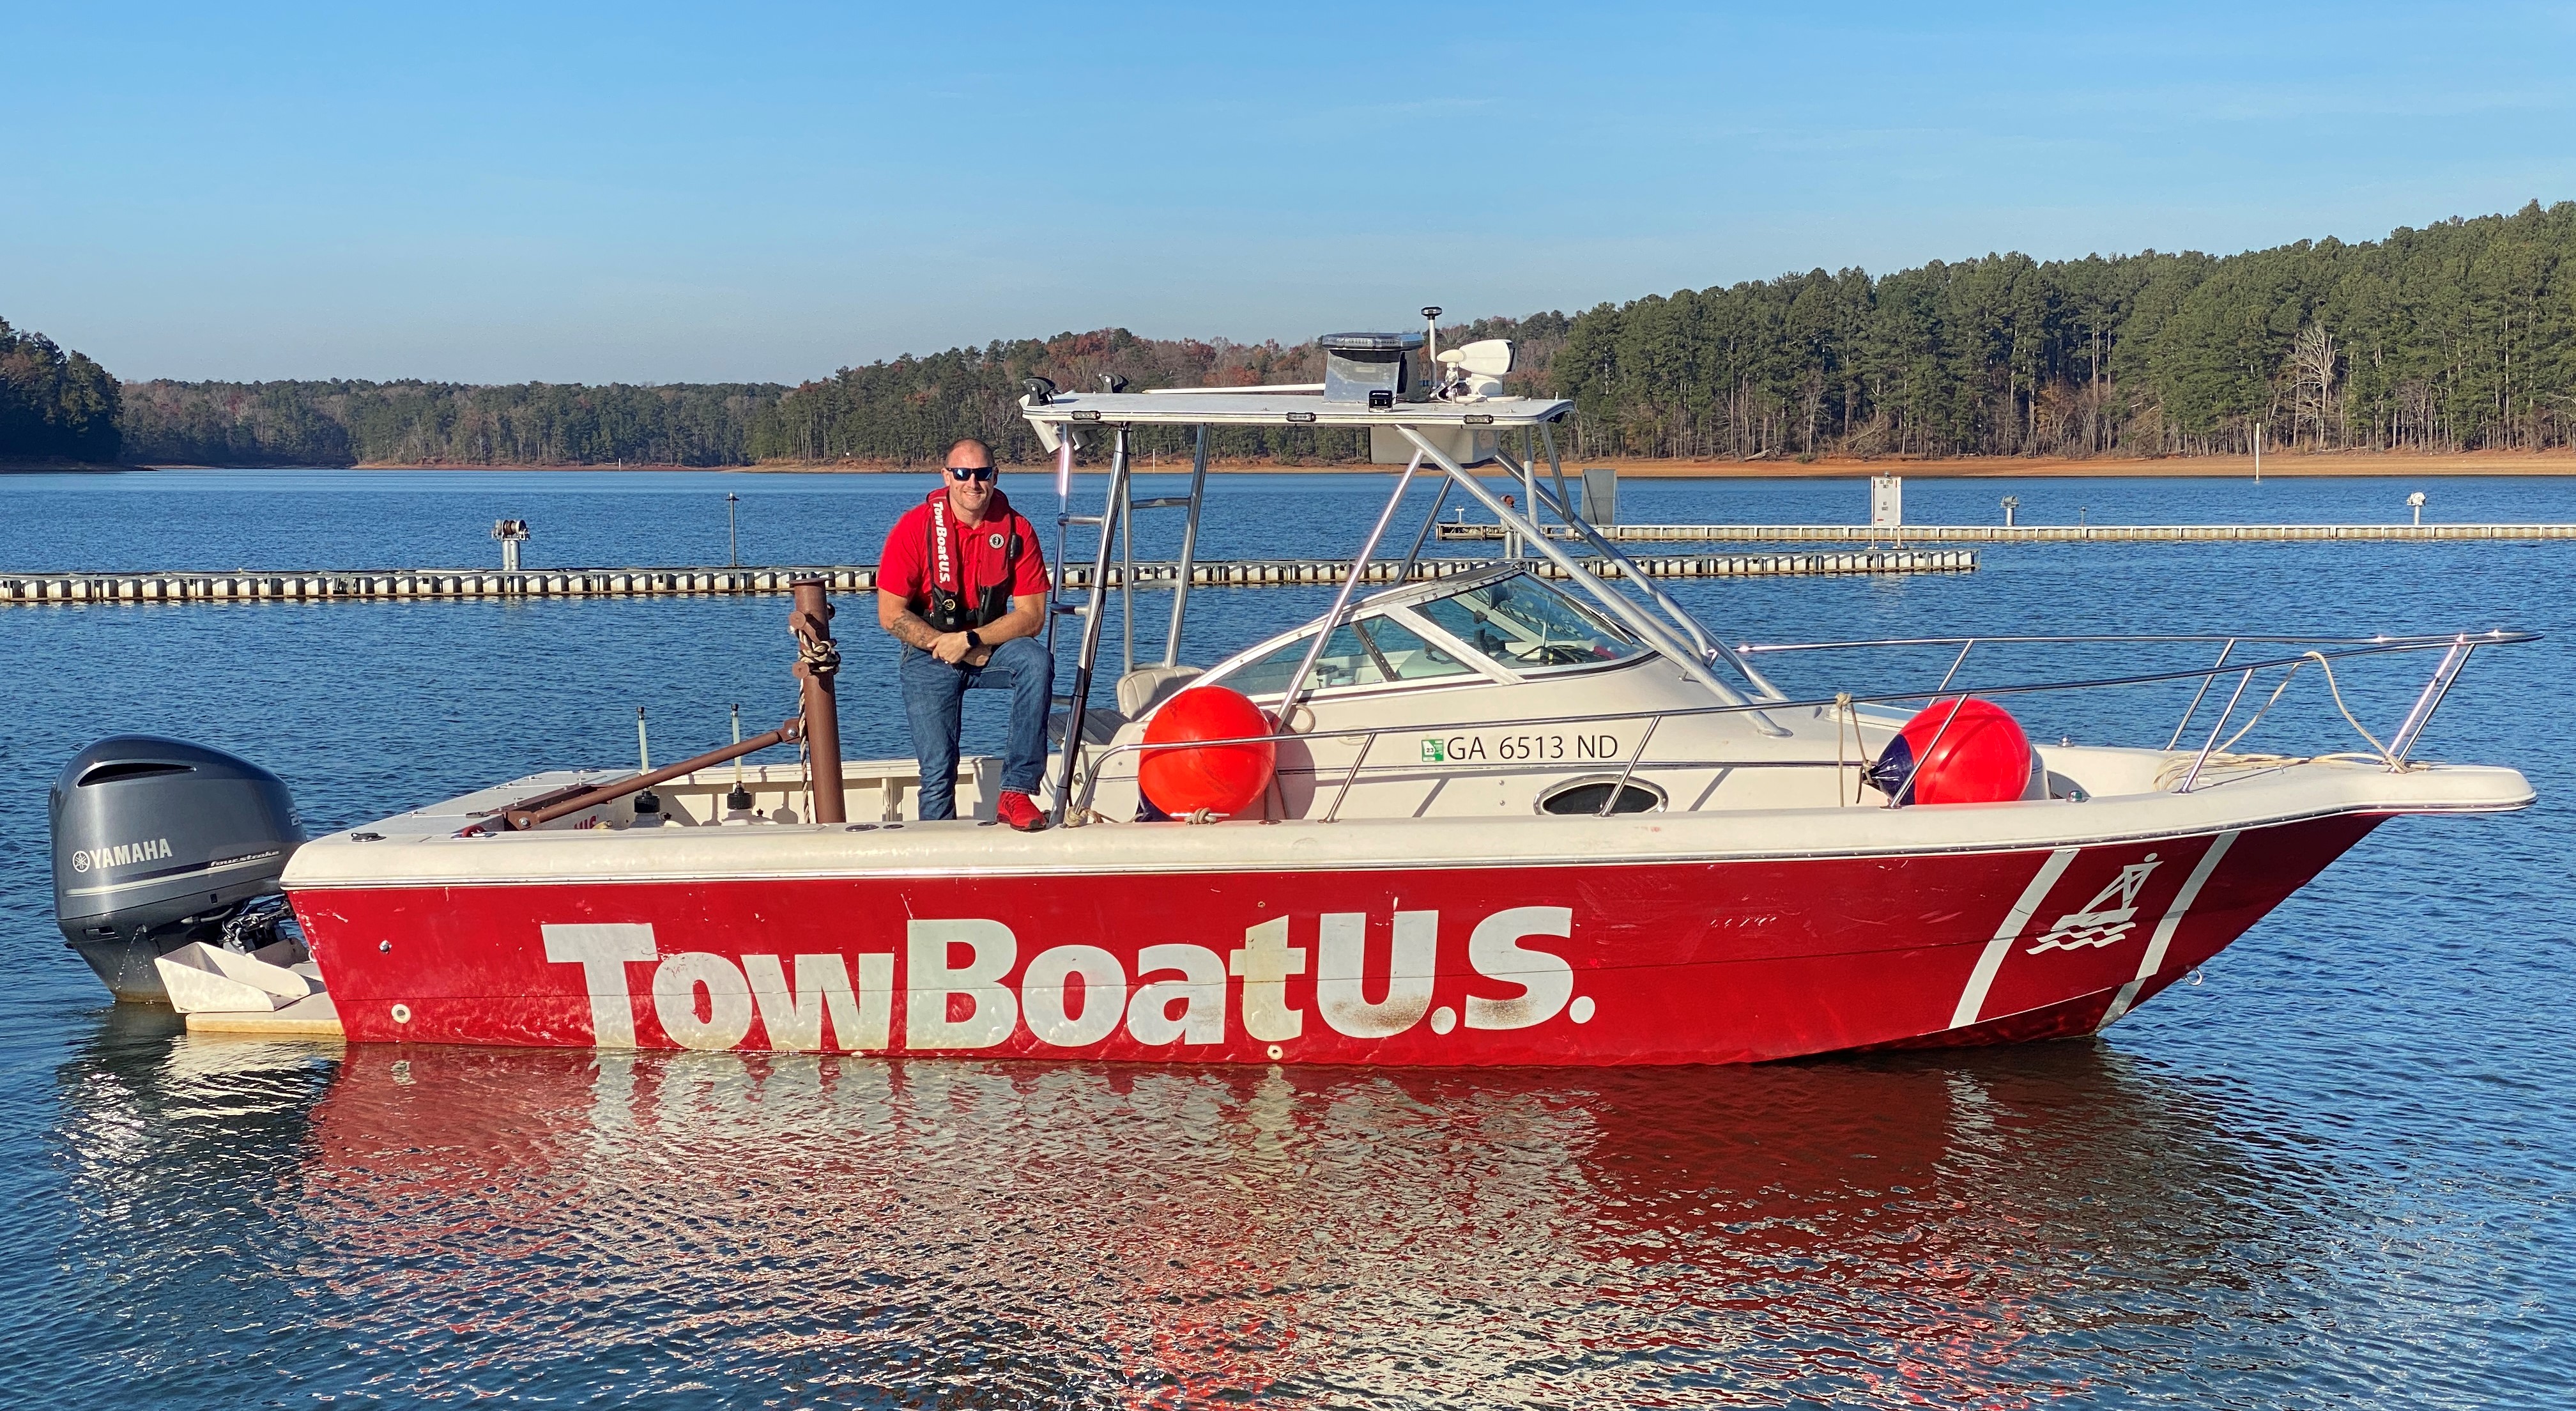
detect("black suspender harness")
[923,498,1023,634]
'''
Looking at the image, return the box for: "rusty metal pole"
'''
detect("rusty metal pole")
[499,717,802,831]
[790,578,847,824]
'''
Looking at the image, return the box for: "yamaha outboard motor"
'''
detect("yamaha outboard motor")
[51,736,304,1003]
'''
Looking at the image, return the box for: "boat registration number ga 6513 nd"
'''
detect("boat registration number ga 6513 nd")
[1422,733,1621,764]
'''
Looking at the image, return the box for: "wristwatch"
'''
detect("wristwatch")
[965,629,985,650]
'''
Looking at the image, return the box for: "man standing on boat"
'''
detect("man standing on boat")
[876,438,1054,831]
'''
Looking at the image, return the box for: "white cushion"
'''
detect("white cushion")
[1117,665,1204,717]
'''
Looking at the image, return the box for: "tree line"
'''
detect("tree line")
[742,199,2576,465]
[116,379,781,467]
[10,199,2571,468]
[1544,199,2576,462]
[0,317,121,461]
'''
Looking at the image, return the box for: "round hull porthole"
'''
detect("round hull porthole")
[1537,776,1666,816]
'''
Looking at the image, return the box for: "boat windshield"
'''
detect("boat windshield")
[1220,614,1478,697]
[1414,572,1645,672]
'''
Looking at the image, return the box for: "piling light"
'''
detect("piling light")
[491,518,532,573]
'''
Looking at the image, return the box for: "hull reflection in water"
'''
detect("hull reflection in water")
[270,1042,2291,1404]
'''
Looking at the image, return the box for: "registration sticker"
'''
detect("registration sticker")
[1420,738,1446,763]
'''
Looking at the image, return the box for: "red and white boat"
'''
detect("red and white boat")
[266,334,2532,1063]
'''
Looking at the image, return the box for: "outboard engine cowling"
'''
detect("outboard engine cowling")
[51,736,304,1003]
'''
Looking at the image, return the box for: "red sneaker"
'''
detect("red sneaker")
[995,790,1049,832]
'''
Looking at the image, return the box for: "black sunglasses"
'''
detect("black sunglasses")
[946,466,997,482]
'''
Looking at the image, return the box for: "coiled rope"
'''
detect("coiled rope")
[795,630,841,679]
[2152,651,2407,790]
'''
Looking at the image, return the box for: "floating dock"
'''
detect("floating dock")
[1438,521,2576,544]
[0,549,1975,605]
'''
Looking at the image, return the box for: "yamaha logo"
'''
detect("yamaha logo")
[69,837,174,874]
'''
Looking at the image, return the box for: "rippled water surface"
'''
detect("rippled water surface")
[2,469,2570,1407]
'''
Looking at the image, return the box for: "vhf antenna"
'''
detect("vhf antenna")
[726,703,753,813]
[632,706,661,823]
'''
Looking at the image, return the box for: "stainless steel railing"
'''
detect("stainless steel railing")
[1063,628,2536,823]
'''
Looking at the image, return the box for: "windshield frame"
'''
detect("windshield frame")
[1398,567,1652,680]
[1192,606,1515,704]
[1184,564,1671,708]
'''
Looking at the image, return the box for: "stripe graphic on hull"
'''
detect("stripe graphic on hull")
[2096,829,2241,1031]
[1949,847,2080,1029]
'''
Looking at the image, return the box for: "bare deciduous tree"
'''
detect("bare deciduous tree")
[2289,324,2342,450]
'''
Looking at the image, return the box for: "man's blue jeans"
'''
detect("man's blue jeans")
[897,636,1055,820]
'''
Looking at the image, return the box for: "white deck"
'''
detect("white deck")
[286,756,2527,891]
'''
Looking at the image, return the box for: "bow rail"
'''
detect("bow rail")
[1064,628,2538,822]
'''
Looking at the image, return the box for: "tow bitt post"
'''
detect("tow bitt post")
[790,578,848,824]
[494,580,846,831]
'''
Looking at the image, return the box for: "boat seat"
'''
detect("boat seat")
[1050,706,1128,746]
[1117,664,1203,716]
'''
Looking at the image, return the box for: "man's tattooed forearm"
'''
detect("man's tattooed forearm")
[887,610,942,649]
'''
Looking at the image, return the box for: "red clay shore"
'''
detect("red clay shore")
[301,449,2576,478]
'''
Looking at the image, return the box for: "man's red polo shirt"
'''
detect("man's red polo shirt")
[877,486,1050,615]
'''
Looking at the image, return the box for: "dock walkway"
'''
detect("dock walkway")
[0,549,1974,605]
[1438,521,2576,544]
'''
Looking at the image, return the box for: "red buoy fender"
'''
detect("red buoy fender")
[1139,686,1277,818]
[1864,697,2033,806]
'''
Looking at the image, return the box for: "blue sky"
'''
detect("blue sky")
[5,1,2572,384]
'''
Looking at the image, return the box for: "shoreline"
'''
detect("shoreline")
[0,458,151,474]
[112,449,2576,479]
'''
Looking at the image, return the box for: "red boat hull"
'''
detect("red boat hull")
[291,813,2382,1064]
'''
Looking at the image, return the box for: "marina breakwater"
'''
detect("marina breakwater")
[1438,521,2576,543]
[0,548,1977,605]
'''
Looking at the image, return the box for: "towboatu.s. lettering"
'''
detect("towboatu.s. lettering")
[535,905,1587,1054]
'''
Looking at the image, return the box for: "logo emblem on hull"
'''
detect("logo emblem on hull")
[2027,853,2161,953]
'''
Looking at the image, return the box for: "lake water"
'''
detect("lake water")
[2,469,2570,1407]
